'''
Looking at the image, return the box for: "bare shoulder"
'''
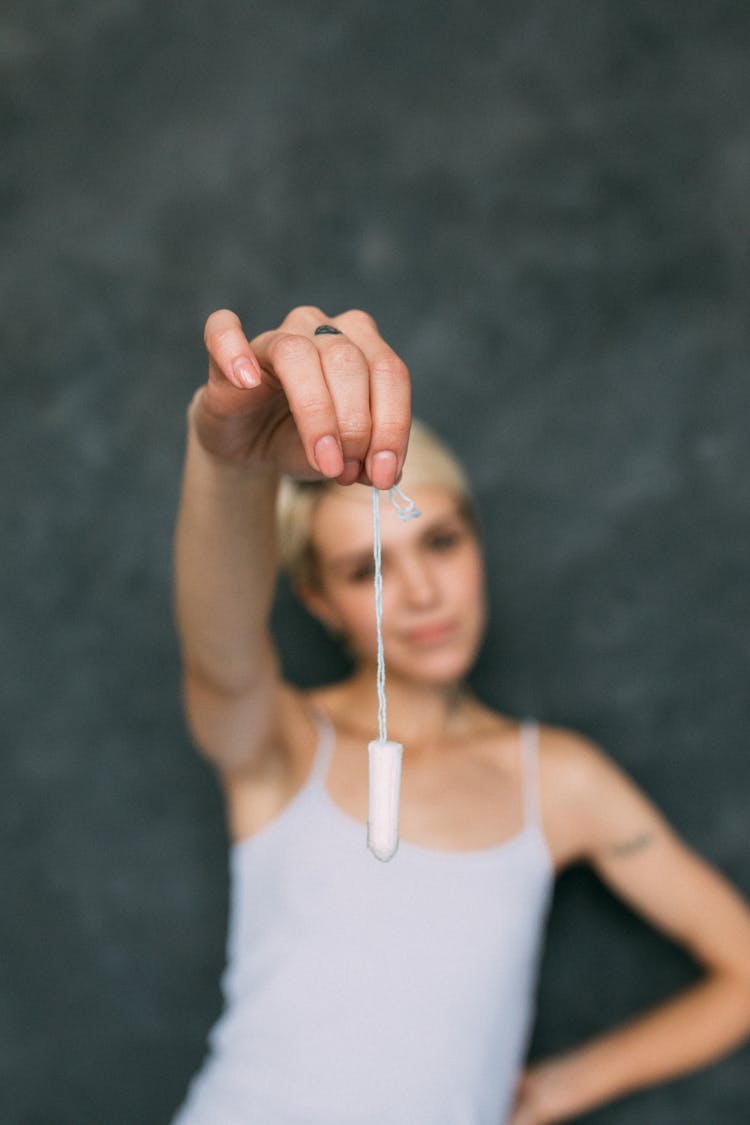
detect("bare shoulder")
[535,722,673,874]
[536,721,619,807]
[536,722,750,973]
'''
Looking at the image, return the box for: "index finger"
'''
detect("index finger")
[333,309,412,490]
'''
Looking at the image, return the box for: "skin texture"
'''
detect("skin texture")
[174,305,750,1125]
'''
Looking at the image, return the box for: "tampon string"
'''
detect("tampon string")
[368,485,420,862]
[372,486,421,743]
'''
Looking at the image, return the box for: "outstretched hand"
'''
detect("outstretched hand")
[196,305,411,490]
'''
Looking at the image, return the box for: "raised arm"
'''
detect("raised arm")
[174,305,411,770]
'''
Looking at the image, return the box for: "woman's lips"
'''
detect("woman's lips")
[403,622,455,646]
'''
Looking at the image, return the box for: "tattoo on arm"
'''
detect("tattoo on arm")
[609,830,656,858]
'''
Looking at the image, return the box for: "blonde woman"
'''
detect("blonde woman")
[171,305,750,1125]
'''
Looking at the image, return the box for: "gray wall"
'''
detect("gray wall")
[2,2,749,1122]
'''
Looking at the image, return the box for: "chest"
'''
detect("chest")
[327,743,527,852]
[228,732,530,853]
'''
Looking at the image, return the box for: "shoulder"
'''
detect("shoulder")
[534,720,606,798]
[534,721,670,872]
[536,722,613,791]
[536,723,750,974]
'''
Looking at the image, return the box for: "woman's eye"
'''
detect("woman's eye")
[348,563,375,583]
[428,531,461,551]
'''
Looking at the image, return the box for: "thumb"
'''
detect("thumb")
[204,308,264,391]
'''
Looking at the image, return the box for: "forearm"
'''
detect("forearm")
[174,392,281,692]
[531,971,750,1122]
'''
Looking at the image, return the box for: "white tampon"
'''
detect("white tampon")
[367,739,403,862]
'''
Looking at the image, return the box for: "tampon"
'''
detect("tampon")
[367,739,404,862]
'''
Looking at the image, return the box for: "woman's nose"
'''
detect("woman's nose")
[397,555,440,608]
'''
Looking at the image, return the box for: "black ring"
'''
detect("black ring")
[314,324,343,336]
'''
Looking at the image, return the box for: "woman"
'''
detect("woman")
[171,305,750,1124]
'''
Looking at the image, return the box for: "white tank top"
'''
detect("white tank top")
[171,711,554,1125]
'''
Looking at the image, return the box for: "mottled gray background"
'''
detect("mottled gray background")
[2,1,749,1122]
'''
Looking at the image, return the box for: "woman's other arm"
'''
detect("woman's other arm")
[509,734,750,1124]
[174,306,410,770]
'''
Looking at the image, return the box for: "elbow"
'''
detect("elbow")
[703,966,750,1043]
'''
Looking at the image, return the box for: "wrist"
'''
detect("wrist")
[520,1057,582,1125]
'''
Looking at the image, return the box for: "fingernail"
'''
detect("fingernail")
[371,450,398,490]
[314,435,344,478]
[233,357,261,388]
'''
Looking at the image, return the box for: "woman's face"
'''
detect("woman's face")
[301,484,487,687]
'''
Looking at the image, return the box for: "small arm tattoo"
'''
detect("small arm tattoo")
[609,831,656,858]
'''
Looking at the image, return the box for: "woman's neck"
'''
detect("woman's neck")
[330,664,475,756]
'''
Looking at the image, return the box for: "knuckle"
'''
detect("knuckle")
[296,396,330,419]
[372,353,409,384]
[324,339,365,373]
[341,308,377,331]
[284,304,325,328]
[375,418,409,446]
[338,413,372,444]
[268,332,317,366]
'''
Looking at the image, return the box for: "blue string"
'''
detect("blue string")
[372,486,421,743]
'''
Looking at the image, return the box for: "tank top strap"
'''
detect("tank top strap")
[519,719,543,828]
[307,705,337,786]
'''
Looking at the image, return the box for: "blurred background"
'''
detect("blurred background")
[2,2,749,1122]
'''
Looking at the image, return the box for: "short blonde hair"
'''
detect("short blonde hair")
[276,418,477,588]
